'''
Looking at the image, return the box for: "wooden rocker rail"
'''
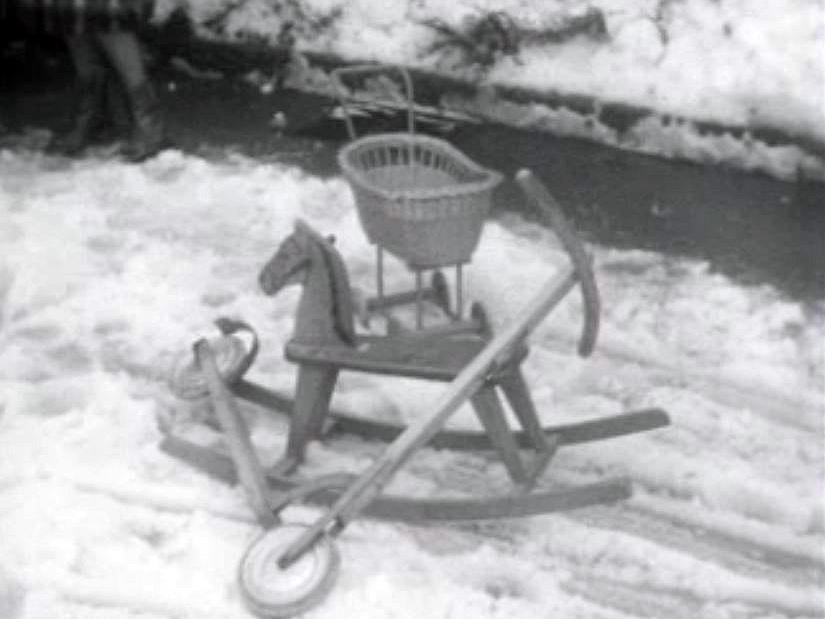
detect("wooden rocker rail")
[160,433,634,522]
[230,378,671,451]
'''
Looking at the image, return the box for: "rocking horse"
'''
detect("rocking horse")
[162,170,671,617]
[258,218,551,486]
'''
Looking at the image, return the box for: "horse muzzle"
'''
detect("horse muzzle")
[258,268,283,296]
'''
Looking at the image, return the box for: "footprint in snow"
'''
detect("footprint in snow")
[12,322,63,342]
[25,380,90,416]
[47,342,94,374]
[201,291,237,307]
[465,564,537,604]
[0,565,25,619]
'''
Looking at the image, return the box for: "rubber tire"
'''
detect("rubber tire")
[239,524,340,618]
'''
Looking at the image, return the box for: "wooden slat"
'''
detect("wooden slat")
[159,434,632,522]
[286,335,527,382]
[231,379,670,450]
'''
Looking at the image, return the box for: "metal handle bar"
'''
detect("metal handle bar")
[515,169,600,357]
[330,64,416,140]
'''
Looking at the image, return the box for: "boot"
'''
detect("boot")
[48,72,108,156]
[121,81,167,163]
[102,73,134,141]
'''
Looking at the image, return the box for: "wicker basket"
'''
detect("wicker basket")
[339,133,503,269]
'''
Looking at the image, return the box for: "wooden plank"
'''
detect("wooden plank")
[231,378,671,449]
[285,336,483,381]
[285,335,528,382]
[365,286,440,311]
[160,434,632,522]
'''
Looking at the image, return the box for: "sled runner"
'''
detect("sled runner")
[161,169,669,617]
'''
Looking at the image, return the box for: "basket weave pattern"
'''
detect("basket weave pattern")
[339,133,503,268]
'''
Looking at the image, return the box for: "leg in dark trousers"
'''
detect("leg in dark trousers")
[96,30,166,162]
[48,35,108,155]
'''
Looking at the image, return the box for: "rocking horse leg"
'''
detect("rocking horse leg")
[499,368,558,488]
[471,386,526,484]
[499,368,550,452]
[304,367,339,443]
[273,364,339,476]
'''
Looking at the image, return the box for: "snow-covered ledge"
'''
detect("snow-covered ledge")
[151,0,825,183]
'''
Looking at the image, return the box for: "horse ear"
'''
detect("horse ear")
[318,240,357,346]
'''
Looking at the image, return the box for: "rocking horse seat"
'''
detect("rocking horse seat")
[285,334,529,383]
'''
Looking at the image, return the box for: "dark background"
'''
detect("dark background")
[2,19,823,303]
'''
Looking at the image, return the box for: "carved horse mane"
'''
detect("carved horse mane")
[258,219,356,346]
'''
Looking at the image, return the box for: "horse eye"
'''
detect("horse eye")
[326,235,336,244]
[285,238,301,254]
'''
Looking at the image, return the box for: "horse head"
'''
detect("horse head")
[258,221,312,296]
[259,220,356,345]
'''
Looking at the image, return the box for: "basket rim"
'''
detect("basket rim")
[338,133,503,202]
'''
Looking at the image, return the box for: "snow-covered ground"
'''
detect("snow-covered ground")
[0,147,822,618]
[153,0,825,181]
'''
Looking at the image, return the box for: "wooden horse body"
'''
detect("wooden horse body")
[259,220,553,482]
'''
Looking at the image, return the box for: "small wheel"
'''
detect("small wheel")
[168,335,249,400]
[239,524,340,618]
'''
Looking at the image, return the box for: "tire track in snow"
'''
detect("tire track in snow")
[561,574,824,619]
[14,436,821,619]
[411,509,823,619]
[32,472,258,525]
[20,570,250,619]
[571,500,824,589]
[629,493,825,571]
[541,325,823,433]
[407,449,822,585]
[400,453,824,618]
[441,513,824,619]
[561,576,707,619]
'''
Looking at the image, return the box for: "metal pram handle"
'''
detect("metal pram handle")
[515,169,601,357]
[330,64,416,140]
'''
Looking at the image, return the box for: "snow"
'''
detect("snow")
[0,147,822,618]
[153,0,825,180]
